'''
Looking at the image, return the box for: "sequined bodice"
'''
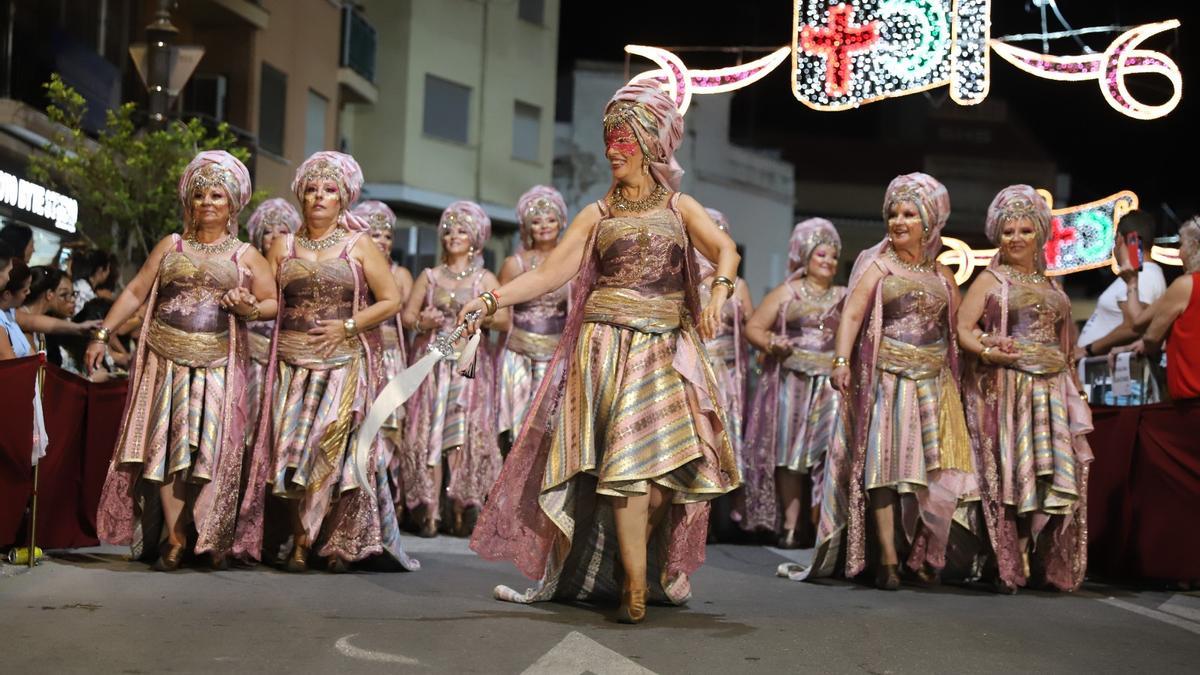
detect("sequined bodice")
[513,262,569,335]
[985,281,1069,346]
[593,210,687,296]
[154,250,239,334]
[278,257,357,332]
[881,273,949,346]
[429,272,480,334]
[784,285,845,353]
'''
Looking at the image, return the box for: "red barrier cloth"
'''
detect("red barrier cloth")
[83,375,129,535]
[1087,399,1200,582]
[36,365,94,548]
[0,356,40,547]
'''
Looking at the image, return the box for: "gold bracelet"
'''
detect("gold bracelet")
[244,304,261,322]
[343,318,357,337]
[832,355,849,368]
[981,346,994,363]
[90,327,111,343]
[712,276,735,293]
[479,291,498,317]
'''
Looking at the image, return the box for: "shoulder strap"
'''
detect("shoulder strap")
[340,232,365,260]
[172,233,183,252]
[287,234,296,258]
[668,191,683,214]
[595,199,610,218]
[515,253,528,273]
[232,242,251,262]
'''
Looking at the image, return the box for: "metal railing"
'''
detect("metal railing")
[1078,354,1164,406]
[340,4,377,84]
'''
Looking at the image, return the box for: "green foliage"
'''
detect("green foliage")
[27,73,266,268]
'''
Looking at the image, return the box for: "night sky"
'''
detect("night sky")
[559,1,1198,228]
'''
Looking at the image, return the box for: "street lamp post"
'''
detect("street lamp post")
[144,0,178,129]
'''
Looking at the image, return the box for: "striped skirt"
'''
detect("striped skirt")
[864,368,948,494]
[544,322,730,501]
[996,369,1079,514]
[115,349,229,484]
[498,350,551,435]
[775,370,841,475]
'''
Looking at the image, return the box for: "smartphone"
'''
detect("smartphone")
[1124,232,1143,272]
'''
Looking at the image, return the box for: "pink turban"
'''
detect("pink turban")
[178,150,252,235]
[604,81,685,191]
[788,218,841,278]
[352,200,398,232]
[440,200,491,260]
[849,172,951,291]
[246,198,301,251]
[986,185,1052,270]
[695,208,733,277]
[516,185,567,249]
[291,151,368,231]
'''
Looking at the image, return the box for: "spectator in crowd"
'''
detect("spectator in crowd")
[60,298,126,380]
[18,265,99,361]
[0,240,15,289]
[0,261,33,359]
[1076,211,1166,357]
[94,251,120,300]
[1112,217,1200,400]
[0,223,34,263]
[71,248,113,314]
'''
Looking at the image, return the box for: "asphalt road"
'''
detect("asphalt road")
[2,538,1198,674]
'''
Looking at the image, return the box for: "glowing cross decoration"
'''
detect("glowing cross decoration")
[624,1,1181,120]
[799,4,881,98]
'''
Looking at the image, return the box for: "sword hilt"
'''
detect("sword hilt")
[431,310,481,357]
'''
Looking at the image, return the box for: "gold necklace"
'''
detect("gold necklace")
[186,234,239,255]
[607,182,668,213]
[797,278,833,303]
[297,226,347,251]
[887,247,935,274]
[1001,264,1046,285]
[442,262,479,281]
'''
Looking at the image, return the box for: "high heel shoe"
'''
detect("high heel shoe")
[210,553,229,571]
[327,557,349,574]
[285,543,309,573]
[419,519,438,538]
[1021,551,1032,580]
[618,584,647,624]
[776,529,801,550]
[152,543,185,572]
[875,564,900,591]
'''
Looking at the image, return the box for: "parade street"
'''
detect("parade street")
[3,539,1198,674]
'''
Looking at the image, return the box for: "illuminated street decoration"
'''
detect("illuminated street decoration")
[937,191,1144,285]
[625,1,1181,120]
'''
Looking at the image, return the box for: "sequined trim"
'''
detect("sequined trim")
[144,318,229,367]
[582,287,684,333]
[275,328,361,369]
[507,326,561,361]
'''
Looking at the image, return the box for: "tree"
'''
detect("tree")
[28,74,264,270]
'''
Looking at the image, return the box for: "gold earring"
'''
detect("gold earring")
[642,163,649,176]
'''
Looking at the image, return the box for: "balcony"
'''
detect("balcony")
[191,0,270,30]
[338,4,378,105]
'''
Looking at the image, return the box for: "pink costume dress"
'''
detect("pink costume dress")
[97,235,253,559]
[843,258,981,579]
[401,268,502,515]
[471,194,740,604]
[696,278,747,471]
[498,255,570,435]
[235,232,415,568]
[380,263,409,507]
[245,318,274,446]
[964,269,1092,590]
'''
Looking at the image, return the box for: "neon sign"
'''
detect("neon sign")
[0,170,79,233]
[626,1,1181,120]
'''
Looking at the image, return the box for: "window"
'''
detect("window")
[518,0,545,25]
[423,75,471,144]
[305,90,328,157]
[259,63,287,156]
[512,101,541,162]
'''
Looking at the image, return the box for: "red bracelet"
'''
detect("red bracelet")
[489,288,502,301]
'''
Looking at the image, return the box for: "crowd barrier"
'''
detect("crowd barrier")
[0,355,128,555]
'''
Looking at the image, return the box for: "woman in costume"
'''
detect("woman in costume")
[462,81,741,624]
[744,219,847,562]
[957,185,1092,592]
[497,185,571,439]
[244,198,301,442]
[353,199,413,513]
[240,151,415,573]
[90,151,275,571]
[829,173,978,590]
[692,208,752,530]
[401,201,507,538]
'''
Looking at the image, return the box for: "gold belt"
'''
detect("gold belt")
[876,337,945,381]
[583,287,684,333]
[1013,341,1067,375]
[276,329,361,369]
[145,319,228,367]
[249,331,272,364]
[784,348,833,376]
[508,327,560,361]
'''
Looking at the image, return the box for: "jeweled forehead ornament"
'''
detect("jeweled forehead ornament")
[885,186,931,234]
[998,199,1039,222]
[301,159,342,186]
[189,164,234,196]
[440,209,475,231]
[367,212,392,231]
[523,197,562,222]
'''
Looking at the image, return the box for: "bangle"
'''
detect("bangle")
[343,318,357,337]
[489,288,502,301]
[832,355,849,368]
[91,327,111,343]
[712,276,735,293]
[479,291,498,316]
[979,331,990,342]
[244,303,260,322]
[981,346,994,363]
